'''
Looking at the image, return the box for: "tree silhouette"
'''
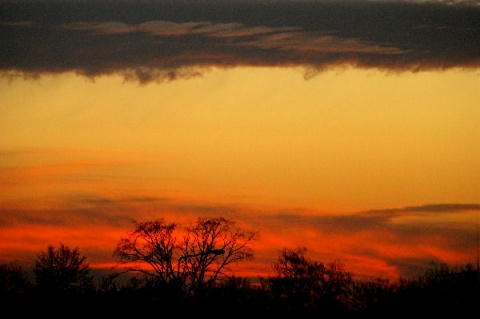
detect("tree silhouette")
[0,262,31,296]
[271,247,324,303]
[113,219,178,282]
[113,216,258,297]
[33,242,92,295]
[270,247,354,316]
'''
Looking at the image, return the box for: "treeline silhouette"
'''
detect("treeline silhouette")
[1,217,479,318]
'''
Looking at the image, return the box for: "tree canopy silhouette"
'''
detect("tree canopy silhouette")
[0,262,31,296]
[33,242,93,295]
[269,247,354,316]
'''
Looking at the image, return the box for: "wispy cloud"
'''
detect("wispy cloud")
[250,203,480,278]
[364,203,480,214]
[1,0,478,83]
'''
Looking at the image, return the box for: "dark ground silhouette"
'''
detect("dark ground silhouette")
[2,258,479,318]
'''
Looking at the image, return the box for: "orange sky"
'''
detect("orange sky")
[1,0,480,282]
[1,66,479,281]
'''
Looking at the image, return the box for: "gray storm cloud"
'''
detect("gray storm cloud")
[0,0,479,82]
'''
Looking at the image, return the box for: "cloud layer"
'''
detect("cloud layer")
[1,0,479,82]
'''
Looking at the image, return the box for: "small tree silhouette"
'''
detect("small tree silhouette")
[0,262,31,296]
[270,247,354,315]
[33,242,92,295]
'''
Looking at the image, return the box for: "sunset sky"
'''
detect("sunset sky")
[1,0,479,282]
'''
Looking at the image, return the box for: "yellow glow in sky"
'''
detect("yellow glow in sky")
[2,67,479,211]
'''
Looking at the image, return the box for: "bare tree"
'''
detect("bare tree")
[113,219,178,283]
[113,216,258,296]
[33,243,92,294]
[179,217,257,294]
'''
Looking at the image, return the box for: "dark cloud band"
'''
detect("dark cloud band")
[1,1,479,82]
